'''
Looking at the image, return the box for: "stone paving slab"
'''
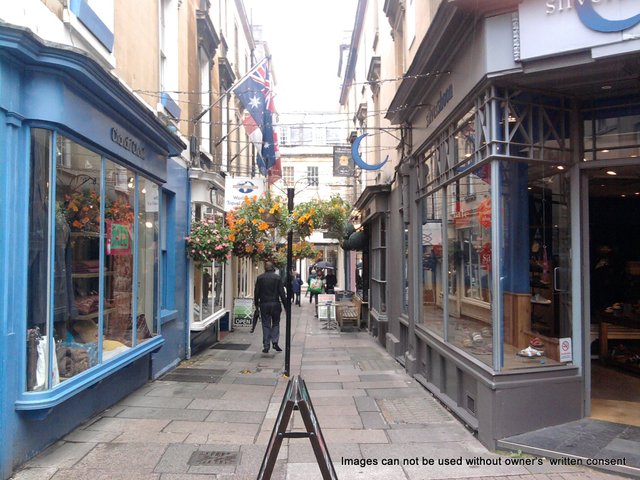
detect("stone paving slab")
[205,410,265,423]
[186,398,269,411]
[75,443,167,473]
[143,384,225,399]
[113,394,193,409]
[63,430,120,443]
[85,417,171,433]
[53,469,159,480]
[163,421,259,436]
[112,430,189,444]
[114,406,210,421]
[23,442,97,469]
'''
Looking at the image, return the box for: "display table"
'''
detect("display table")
[592,310,640,372]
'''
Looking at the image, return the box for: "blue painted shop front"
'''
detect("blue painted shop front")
[0,26,188,478]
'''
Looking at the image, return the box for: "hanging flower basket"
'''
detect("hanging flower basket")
[61,190,101,232]
[186,218,232,263]
[320,195,350,236]
[292,241,319,260]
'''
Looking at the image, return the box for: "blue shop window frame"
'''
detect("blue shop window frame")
[160,189,178,323]
[16,126,165,415]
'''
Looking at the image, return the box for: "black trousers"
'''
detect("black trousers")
[259,302,281,349]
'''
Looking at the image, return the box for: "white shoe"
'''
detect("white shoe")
[531,293,551,305]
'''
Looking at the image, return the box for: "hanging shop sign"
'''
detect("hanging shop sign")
[333,146,355,177]
[224,176,266,211]
[519,0,640,61]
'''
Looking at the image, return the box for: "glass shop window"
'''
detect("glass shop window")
[26,129,160,392]
[370,216,387,315]
[193,261,225,324]
[419,190,444,337]
[501,161,572,370]
[446,166,493,368]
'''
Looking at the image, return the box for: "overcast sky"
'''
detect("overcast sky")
[244,0,358,115]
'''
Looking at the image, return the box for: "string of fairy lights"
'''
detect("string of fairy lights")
[132,69,451,130]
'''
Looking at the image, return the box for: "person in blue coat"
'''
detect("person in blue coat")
[292,273,303,306]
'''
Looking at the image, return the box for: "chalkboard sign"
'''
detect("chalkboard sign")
[257,376,337,480]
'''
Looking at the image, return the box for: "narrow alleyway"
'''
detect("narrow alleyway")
[11,300,630,479]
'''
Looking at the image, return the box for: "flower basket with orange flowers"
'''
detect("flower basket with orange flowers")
[186,219,232,263]
[291,199,323,239]
[106,198,134,224]
[319,195,350,237]
[226,194,291,259]
[292,241,319,260]
[61,190,101,232]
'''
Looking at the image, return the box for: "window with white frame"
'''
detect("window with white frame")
[307,166,319,186]
[282,166,294,186]
[279,126,288,146]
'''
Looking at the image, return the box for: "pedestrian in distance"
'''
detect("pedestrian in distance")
[254,261,287,354]
[292,273,303,306]
[307,269,317,302]
[324,270,337,294]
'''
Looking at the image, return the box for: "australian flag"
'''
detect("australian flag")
[233,59,277,173]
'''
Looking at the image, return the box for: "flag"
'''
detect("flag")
[233,59,277,171]
[268,131,282,184]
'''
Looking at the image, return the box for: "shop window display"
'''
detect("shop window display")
[420,190,444,337]
[193,261,224,323]
[137,178,159,339]
[26,130,159,391]
[446,171,494,367]
[501,161,572,369]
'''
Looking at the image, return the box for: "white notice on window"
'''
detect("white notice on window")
[559,337,572,363]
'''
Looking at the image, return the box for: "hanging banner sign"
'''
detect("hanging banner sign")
[224,176,265,211]
[333,146,355,177]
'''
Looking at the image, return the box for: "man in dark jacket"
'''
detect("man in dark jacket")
[254,261,287,353]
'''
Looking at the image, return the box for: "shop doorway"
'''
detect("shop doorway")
[586,165,640,427]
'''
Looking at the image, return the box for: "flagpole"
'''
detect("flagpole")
[191,55,272,124]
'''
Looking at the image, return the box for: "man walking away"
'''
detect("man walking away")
[254,261,287,353]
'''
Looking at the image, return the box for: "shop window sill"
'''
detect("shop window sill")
[191,308,228,332]
[15,336,164,418]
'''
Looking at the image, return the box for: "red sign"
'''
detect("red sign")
[480,242,491,271]
[453,202,471,228]
[477,198,491,229]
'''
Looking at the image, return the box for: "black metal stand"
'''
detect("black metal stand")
[257,376,337,480]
